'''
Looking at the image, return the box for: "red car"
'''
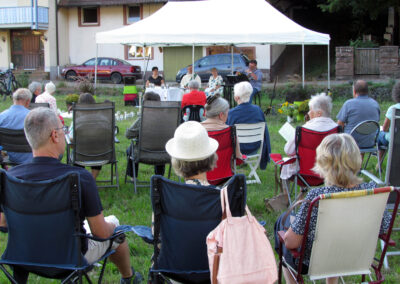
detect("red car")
[61,57,142,84]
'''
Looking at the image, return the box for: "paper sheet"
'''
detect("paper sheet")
[279,122,295,142]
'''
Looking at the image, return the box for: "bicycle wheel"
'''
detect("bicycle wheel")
[11,79,20,92]
[0,81,9,101]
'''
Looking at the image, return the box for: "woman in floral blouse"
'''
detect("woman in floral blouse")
[205,68,223,97]
[274,133,391,284]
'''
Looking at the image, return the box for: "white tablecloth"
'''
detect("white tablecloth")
[145,87,184,101]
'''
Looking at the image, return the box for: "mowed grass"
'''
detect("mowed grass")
[0,89,398,283]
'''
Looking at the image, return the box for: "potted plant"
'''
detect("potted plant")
[278,101,297,123]
[65,94,79,111]
[293,99,309,122]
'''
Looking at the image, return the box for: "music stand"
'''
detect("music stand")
[224,74,250,107]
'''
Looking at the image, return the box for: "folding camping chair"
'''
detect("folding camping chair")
[146,174,246,283]
[277,187,400,284]
[0,128,31,168]
[235,122,265,184]
[350,120,381,178]
[206,126,237,185]
[181,105,205,122]
[66,101,119,189]
[271,126,341,204]
[125,100,181,193]
[0,169,125,284]
[361,109,400,269]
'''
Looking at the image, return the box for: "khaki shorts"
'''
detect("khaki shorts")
[83,215,121,264]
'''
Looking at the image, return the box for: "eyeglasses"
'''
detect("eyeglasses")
[52,126,69,135]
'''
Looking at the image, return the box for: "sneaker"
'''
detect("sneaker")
[120,267,143,284]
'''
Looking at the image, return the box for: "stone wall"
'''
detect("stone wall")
[379,46,400,77]
[335,46,354,79]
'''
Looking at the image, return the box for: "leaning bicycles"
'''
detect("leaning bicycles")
[0,69,21,101]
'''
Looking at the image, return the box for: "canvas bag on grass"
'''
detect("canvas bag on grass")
[206,186,278,284]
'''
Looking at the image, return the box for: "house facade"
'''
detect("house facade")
[1,0,273,81]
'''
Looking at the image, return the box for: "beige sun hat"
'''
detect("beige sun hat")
[166,121,218,161]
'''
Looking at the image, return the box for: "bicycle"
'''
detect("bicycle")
[0,69,21,101]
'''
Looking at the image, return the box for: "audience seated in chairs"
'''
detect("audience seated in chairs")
[274,133,391,284]
[378,81,400,165]
[35,81,58,113]
[337,80,380,149]
[205,68,224,97]
[28,81,42,103]
[5,107,141,283]
[67,93,103,181]
[227,81,271,169]
[181,80,207,122]
[125,92,166,179]
[0,88,33,165]
[269,93,337,210]
[166,121,218,186]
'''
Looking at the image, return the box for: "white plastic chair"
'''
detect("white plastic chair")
[235,122,265,184]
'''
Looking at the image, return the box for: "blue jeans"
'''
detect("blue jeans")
[377,131,389,148]
[249,88,259,104]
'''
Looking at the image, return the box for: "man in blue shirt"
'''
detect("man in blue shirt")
[337,80,380,148]
[7,108,140,284]
[243,59,262,103]
[0,88,33,164]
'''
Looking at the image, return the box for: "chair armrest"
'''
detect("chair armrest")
[65,135,71,145]
[270,153,296,166]
[379,234,396,246]
[360,170,385,185]
[77,230,126,244]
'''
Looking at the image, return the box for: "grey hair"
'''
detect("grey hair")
[24,107,59,150]
[13,88,32,102]
[234,81,252,103]
[28,81,42,95]
[392,81,400,103]
[308,93,332,117]
[188,80,200,90]
[205,97,229,118]
[45,81,56,94]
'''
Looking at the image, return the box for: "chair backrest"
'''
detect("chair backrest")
[349,120,379,149]
[138,100,181,161]
[150,174,246,279]
[72,102,115,164]
[235,122,265,145]
[29,102,50,109]
[385,109,400,203]
[182,105,204,122]
[295,126,340,184]
[0,128,31,153]
[305,188,394,280]
[206,126,236,185]
[0,169,87,274]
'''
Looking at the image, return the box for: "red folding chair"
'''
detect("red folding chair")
[271,126,341,203]
[206,126,236,185]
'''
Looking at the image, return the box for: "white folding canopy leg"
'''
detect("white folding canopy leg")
[302,44,305,88]
[231,45,234,74]
[94,44,98,90]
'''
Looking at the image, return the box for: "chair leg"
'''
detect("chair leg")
[0,265,19,284]
[115,161,119,190]
[98,257,108,283]
[132,160,137,194]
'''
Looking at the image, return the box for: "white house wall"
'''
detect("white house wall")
[63,5,164,71]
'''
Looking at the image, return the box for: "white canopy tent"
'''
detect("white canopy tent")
[96,0,331,87]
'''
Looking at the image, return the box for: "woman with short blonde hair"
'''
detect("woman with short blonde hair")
[274,133,391,284]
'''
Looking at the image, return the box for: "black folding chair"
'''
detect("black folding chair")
[0,169,125,284]
[182,105,205,122]
[66,102,119,189]
[148,174,246,284]
[0,128,31,167]
[29,102,50,109]
[125,100,181,193]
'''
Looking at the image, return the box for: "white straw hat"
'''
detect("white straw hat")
[166,121,218,161]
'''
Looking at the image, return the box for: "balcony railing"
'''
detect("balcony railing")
[0,6,48,28]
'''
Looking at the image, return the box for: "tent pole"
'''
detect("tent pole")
[302,44,305,88]
[192,44,195,73]
[94,44,98,91]
[142,45,146,90]
[327,44,330,90]
[231,45,234,75]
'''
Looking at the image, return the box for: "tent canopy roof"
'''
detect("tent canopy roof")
[96,0,330,46]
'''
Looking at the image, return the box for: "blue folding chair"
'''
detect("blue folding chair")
[0,169,125,284]
[147,174,247,284]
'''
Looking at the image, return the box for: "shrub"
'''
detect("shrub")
[16,72,29,88]
[65,93,80,105]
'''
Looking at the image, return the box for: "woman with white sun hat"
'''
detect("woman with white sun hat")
[166,121,219,186]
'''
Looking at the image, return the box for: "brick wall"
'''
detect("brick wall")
[335,47,354,79]
[379,46,400,77]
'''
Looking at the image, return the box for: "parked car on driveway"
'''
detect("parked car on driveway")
[61,57,142,84]
[176,53,249,83]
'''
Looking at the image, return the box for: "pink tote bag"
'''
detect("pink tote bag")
[206,187,277,284]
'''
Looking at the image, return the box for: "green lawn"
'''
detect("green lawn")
[0,90,398,283]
